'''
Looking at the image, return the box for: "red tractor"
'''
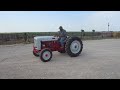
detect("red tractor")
[33,36,83,62]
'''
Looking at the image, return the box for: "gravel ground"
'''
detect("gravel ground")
[0,39,120,79]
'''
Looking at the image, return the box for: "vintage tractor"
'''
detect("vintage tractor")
[33,36,83,62]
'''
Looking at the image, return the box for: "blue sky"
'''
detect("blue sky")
[0,11,120,32]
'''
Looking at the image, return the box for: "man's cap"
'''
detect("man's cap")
[59,26,63,29]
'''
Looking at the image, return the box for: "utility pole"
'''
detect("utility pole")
[108,22,109,32]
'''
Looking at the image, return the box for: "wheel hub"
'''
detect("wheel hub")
[70,40,81,54]
[75,45,77,48]
[42,51,51,60]
[45,54,48,57]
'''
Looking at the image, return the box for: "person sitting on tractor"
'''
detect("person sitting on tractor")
[55,26,67,48]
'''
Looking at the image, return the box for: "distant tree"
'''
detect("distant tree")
[92,30,95,39]
[92,30,95,32]
[81,29,85,38]
[24,33,27,43]
[81,29,84,32]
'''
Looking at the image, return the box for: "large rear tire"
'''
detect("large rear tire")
[65,37,83,57]
[40,48,52,62]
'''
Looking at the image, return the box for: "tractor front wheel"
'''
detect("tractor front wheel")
[40,48,52,62]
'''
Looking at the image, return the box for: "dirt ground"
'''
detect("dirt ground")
[0,39,120,79]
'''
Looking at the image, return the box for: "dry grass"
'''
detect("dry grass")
[113,32,120,38]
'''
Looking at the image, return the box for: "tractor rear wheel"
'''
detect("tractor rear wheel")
[40,48,52,62]
[65,37,83,57]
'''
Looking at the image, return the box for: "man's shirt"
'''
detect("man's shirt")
[58,29,67,37]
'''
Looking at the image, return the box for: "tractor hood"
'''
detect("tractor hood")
[34,36,58,41]
[34,36,59,50]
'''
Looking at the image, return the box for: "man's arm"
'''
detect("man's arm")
[64,30,67,37]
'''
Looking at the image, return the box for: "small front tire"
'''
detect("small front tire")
[40,48,52,62]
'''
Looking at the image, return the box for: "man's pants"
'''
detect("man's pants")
[59,37,66,47]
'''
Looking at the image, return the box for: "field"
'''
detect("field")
[0,39,120,79]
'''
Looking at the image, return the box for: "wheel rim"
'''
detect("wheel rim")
[42,51,51,60]
[70,40,81,54]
